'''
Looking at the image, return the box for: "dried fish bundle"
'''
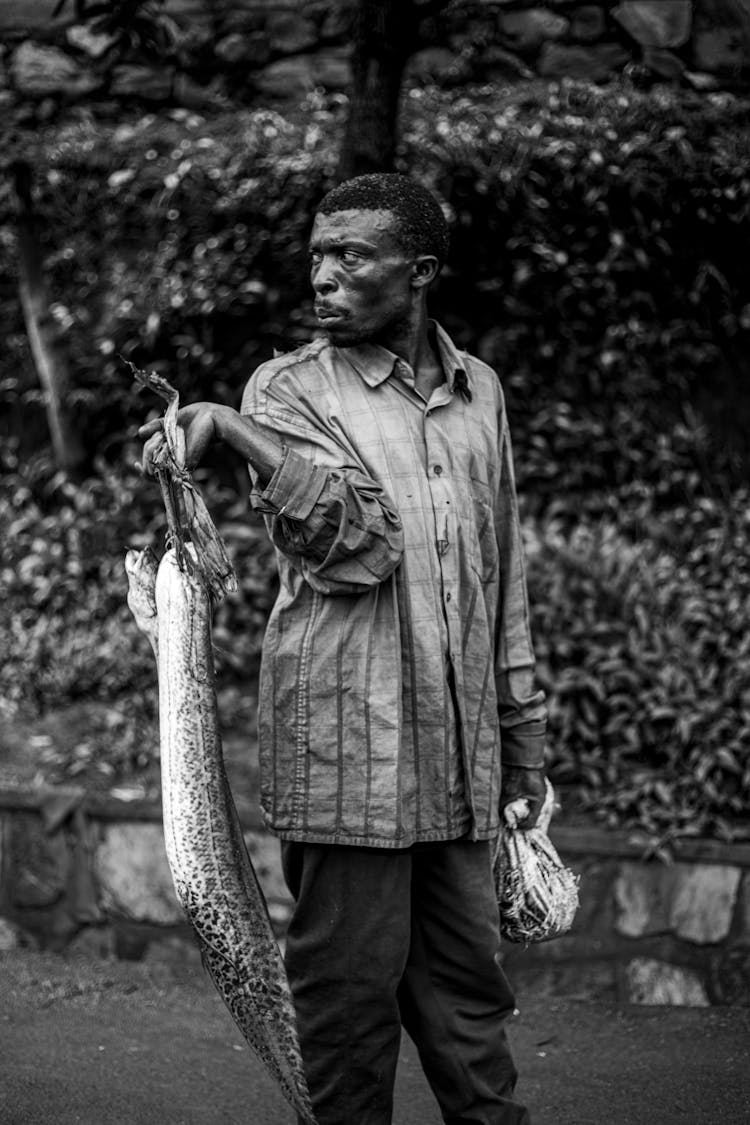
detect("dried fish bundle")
[494,780,580,945]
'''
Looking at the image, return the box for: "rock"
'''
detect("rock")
[615,861,741,944]
[683,69,722,90]
[506,956,619,1004]
[0,916,20,951]
[0,2,60,31]
[614,861,680,937]
[406,47,461,85]
[109,64,174,102]
[10,40,101,98]
[254,56,315,99]
[568,5,607,43]
[6,813,69,909]
[612,0,693,48]
[625,958,710,1007]
[319,1,355,40]
[670,864,741,944]
[95,823,182,926]
[643,47,686,80]
[66,23,117,59]
[498,7,570,52]
[537,41,632,81]
[733,872,750,945]
[710,948,750,1005]
[566,859,618,935]
[311,47,352,91]
[266,12,318,56]
[215,31,271,67]
[479,45,534,81]
[173,73,226,111]
[692,28,749,75]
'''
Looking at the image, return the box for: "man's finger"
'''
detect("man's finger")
[138,418,163,439]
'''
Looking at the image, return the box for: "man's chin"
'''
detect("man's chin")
[319,323,370,348]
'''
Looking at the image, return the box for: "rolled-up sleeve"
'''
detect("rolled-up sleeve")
[241,370,404,596]
[494,410,547,768]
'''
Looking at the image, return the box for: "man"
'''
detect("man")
[141,174,547,1125]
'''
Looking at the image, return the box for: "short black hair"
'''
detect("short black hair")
[316,173,449,268]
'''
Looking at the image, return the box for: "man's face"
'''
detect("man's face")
[309,208,416,348]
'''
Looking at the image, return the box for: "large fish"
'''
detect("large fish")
[125,368,315,1124]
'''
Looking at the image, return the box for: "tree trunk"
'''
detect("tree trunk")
[337,0,453,182]
[337,0,417,181]
[12,161,86,476]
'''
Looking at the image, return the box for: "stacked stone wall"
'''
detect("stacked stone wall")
[1,785,749,1006]
[502,825,750,1007]
[0,0,748,121]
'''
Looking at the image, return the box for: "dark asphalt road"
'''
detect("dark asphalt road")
[2,948,749,1125]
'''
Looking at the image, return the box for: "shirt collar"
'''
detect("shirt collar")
[336,321,470,396]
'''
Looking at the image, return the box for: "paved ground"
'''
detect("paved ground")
[2,946,749,1125]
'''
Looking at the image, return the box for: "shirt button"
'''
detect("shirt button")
[446,592,451,601]
[433,464,443,475]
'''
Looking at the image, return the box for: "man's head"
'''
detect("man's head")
[309,174,449,348]
[317,174,450,269]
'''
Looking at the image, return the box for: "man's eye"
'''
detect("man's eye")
[309,251,322,267]
[340,250,362,264]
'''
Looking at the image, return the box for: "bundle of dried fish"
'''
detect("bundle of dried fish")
[494,780,580,945]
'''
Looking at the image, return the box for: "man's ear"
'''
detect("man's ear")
[411,255,440,289]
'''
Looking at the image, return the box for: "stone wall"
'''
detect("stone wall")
[503,825,750,1007]
[0,0,748,121]
[1,784,749,1006]
[0,785,293,960]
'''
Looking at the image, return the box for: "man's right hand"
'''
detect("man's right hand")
[139,402,222,476]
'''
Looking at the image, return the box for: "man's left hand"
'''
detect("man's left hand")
[500,765,547,829]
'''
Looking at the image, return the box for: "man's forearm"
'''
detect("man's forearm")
[213,405,284,487]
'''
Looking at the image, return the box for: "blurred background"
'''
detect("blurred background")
[1,0,749,854]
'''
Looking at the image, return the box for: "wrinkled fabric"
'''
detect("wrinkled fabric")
[281,840,529,1125]
[240,322,546,847]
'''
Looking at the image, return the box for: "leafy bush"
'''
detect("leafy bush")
[405,81,750,508]
[527,488,750,841]
[0,447,277,717]
[0,101,340,463]
[2,80,749,499]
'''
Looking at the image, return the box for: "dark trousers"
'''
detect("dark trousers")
[281,838,531,1125]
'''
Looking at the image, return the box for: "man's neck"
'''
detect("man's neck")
[379,307,444,400]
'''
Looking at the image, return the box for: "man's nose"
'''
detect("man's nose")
[312,257,338,295]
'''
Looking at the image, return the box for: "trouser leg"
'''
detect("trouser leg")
[281,842,411,1125]
[397,839,531,1125]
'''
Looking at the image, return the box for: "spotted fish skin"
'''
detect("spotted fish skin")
[127,545,316,1124]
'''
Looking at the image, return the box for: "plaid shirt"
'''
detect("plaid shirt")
[240,323,546,847]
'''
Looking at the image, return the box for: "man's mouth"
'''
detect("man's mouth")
[315,305,348,324]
